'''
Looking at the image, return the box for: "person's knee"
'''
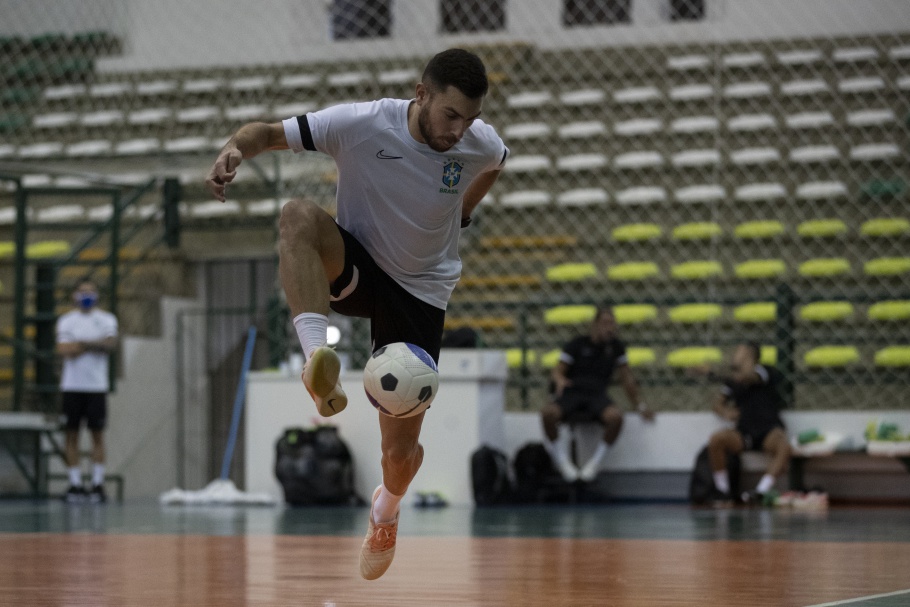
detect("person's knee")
[602,408,623,429]
[382,440,423,475]
[279,199,326,244]
[541,404,561,426]
[708,430,726,450]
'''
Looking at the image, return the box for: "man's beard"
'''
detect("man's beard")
[418,104,453,152]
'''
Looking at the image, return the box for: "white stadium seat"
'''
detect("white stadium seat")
[66,140,112,157]
[87,205,114,221]
[735,183,787,202]
[780,79,830,96]
[613,86,661,104]
[115,138,160,155]
[722,52,766,68]
[43,84,85,100]
[775,49,823,65]
[183,78,221,93]
[189,200,242,218]
[80,110,124,126]
[33,112,77,128]
[797,181,848,200]
[18,142,64,158]
[838,76,885,93]
[279,73,321,89]
[507,91,552,108]
[558,121,606,139]
[614,118,662,136]
[272,102,314,118]
[559,89,605,106]
[730,147,780,166]
[675,185,726,204]
[90,82,131,97]
[506,155,551,173]
[671,116,719,133]
[556,153,607,171]
[128,108,172,125]
[164,137,211,153]
[225,105,268,120]
[21,174,53,187]
[727,113,776,131]
[613,151,663,169]
[504,122,551,139]
[55,177,91,188]
[136,80,177,96]
[557,188,609,206]
[832,46,879,62]
[667,54,710,71]
[176,106,219,123]
[671,149,721,167]
[617,186,667,205]
[723,81,771,98]
[37,205,84,223]
[230,75,271,91]
[790,145,841,164]
[0,144,17,158]
[846,109,895,126]
[327,71,370,87]
[785,111,835,129]
[669,84,713,101]
[889,45,910,60]
[247,199,282,216]
[850,143,900,161]
[377,69,419,85]
[500,190,552,207]
[898,75,910,90]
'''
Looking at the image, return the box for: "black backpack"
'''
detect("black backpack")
[513,442,564,503]
[470,445,513,506]
[274,426,358,506]
[688,445,742,504]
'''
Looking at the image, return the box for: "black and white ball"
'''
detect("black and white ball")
[363,342,439,418]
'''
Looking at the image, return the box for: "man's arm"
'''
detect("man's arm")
[460,169,501,222]
[618,364,654,420]
[56,342,84,358]
[206,122,289,201]
[712,392,739,422]
[79,336,117,354]
[551,361,572,398]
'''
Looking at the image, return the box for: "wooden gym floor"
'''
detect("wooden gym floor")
[0,501,908,606]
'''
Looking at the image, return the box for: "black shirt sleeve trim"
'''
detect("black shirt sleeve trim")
[297,116,316,151]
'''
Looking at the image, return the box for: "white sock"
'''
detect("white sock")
[293,312,328,359]
[68,467,82,487]
[92,463,105,486]
[756,474,775,494]
[372,482,404,524]
[583,441,609,471]
[543,435,571,464]
[713,470,730,494]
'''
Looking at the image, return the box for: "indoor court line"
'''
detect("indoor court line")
[806,588,910,607]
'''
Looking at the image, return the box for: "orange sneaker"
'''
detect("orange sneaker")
[301,346,347,417]
[359,485,399,580]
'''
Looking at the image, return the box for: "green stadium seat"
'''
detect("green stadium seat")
[760,346,777,366]
[540,348,562,369]
[0,113,28,134]
[667,347,722,368]
[607,262,659,281]
[671,222,723,241]
[860,218,909,237]
[26,241,71,259]
[797,219,848,238]
[868,301,910,321]
[874,346,910,367]
[735,259,786,279]
[671,260,723,280]
[804,346,860,367]
[544,305,596,325]
[734,302,777,323]
[668,303,723,323]
[800,301,854,322]
[627,347,656,367]
[546,262,598,282]
[613,304,658,325]
[1,87,39,104]
[734,220,784,239]
[612,223,662,242]
[864,257,910,276]
[506,348,537,369]
[798,258,850,277]
[861,179,906,199]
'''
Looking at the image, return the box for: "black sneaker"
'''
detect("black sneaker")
[64,485,86,504]
[88,484,107,504]
[740,490,765,506]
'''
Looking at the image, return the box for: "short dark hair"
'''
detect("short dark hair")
[594,307,614,322]
[741,341,762,363]
[422,48,489,99]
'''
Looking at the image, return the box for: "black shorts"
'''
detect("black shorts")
[62,392,107,431]
[554,390,615,423]
[328,224,446,363]
[740,426,782,451]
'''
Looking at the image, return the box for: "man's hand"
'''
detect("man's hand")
[205,146,243,202]
[552,375,572,398]
[638,403,656,422]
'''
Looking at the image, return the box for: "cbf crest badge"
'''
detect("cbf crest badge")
[442,160,463,188]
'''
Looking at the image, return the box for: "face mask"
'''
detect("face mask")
[78,293,98,309]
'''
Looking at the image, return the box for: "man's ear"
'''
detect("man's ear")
[415,82,428,104]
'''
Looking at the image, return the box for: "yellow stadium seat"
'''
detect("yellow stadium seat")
[626,347,656,367]
[868,300,910,321]
[734,220,785,239]
[671,260,723,280]
[760,346,777,366]
[860,218,909,238]
[607,262,660,281]
[800,301,854,322]
[612,223,663,242]
[874,346,910,367]
[459,275,542,289]
[546,262,598,282]
[0,242,13,258]
[668,303,723,323]
[734,302,777,323]
[735,259,786,279]
[804,346,860,367]
[672,222,723,240]
[481,235,578,249]
[797,219,848,238]
[505,348,537,369]
[864,257,910,276]
[544,305,596,325]
[667,347,722,368]
[798,258,851,277]
[540,348,563,369]
[444,316,515,331]
[26,241,71,259]
[0,345,12,358]
[77,246,142,261]
[613,304,658,325]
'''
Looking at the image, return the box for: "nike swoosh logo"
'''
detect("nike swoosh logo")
[327,399,337,412]
[376,149,403,159]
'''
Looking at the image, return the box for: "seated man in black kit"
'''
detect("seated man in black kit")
[540,307,655,482]
[693,342,791,503]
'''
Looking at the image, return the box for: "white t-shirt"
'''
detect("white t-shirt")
[56,308,118,393]
[282,98,508,309]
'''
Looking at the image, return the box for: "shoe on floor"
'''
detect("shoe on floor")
[360,486,399,580]
[578,459,601,483]
[64,485,86,504]
[302,346,347,417]
[89,484,107,504]
[554,457,579,483]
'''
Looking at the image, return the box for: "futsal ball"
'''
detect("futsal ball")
[363,342,439,418]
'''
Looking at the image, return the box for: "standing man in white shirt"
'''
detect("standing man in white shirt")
[206,48,507,580]
[56,280,118,503]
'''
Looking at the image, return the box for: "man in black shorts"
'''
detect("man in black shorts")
[541,308,655,482]
[695,342,791,503]
[56,280,118,503]
[205,49,507,579]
